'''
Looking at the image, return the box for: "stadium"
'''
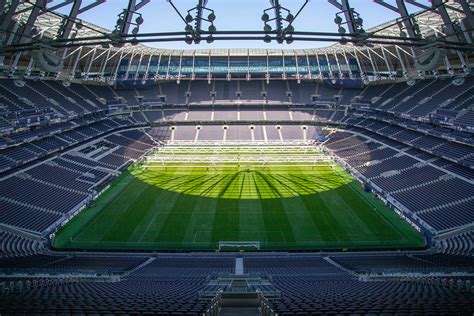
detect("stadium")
[0,0,473,314]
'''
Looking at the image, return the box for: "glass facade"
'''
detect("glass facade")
[117,55,360,78]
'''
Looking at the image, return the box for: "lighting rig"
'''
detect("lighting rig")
[168,0,217,44]
[330,1,366,46]
[261,0,309,44]
[110,0,149,47]
[0,0,472,84]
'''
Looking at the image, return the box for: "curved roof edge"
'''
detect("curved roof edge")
[14,2,466,56]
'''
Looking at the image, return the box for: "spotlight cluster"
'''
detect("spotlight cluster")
[333,7,364,45]
[261,1,297,44]
[168,0,217,45]
[112,9,145,46]
[184,7,217,44]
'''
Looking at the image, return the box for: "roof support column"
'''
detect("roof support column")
[324,53,334,80]
[84,47,98,80]
[99,49,111,81]
[143,54,153,81]
[227,50,231,81]
[282,50,286,80]
[69,46,83,81]
[166,53,172,80]
[134,52,144,81]
[342,50,353,79]
[207,51,211,84]
[178,51,183,83]
[315,54,322,80]
[125,50,137,80]
[112,49,126,83]
[295,53,300,82]
[191,51,196,80]
[333,53,343,79]
[380,47,393,78]
[154,53,162,80]
[265,50,269,84]
[305,52,312,79]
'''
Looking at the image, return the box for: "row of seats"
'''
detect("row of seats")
[3,77,473,146]
[0,254,472,314]
[0,230,44,258]
[324,130,474,233]
[0,128,156,234]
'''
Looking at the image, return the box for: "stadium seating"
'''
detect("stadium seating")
[1,78,473,314]
[436,231,474,256]
[2,77,472,236]
[0,230,44,258]
[323,128,474,233]
[0,253,472,314]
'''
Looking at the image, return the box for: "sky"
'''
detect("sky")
[56,0,426,50]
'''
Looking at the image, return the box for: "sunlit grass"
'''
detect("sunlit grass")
[53,148,424,251]
[133,164,349,199]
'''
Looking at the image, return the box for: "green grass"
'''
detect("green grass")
[53,149,424,251]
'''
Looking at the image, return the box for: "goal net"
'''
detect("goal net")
[218,241,260,250]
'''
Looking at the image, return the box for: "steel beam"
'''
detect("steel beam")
[19,0,48,44]
[373,0,420,38]
[431,0,458,40]
[57,0,82,40]
[119,0,149,35]
[0,0,20,31]
[455,0,474,29]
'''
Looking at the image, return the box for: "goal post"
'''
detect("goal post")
[218,241,260,250]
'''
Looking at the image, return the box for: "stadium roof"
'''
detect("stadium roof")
[9,1,473,53]
[1,1,473,81]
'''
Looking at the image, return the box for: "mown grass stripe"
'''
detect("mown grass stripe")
[52,149,424,251]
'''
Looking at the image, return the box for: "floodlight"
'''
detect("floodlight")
[261,13,270,22]
[194,34,201,44]
[208,13,216,22]
[185,13,193,23]
[264,24,272,32]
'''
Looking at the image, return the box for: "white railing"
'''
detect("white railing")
[145,155,333,164]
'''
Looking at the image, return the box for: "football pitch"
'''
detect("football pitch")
[53,144,424,251]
